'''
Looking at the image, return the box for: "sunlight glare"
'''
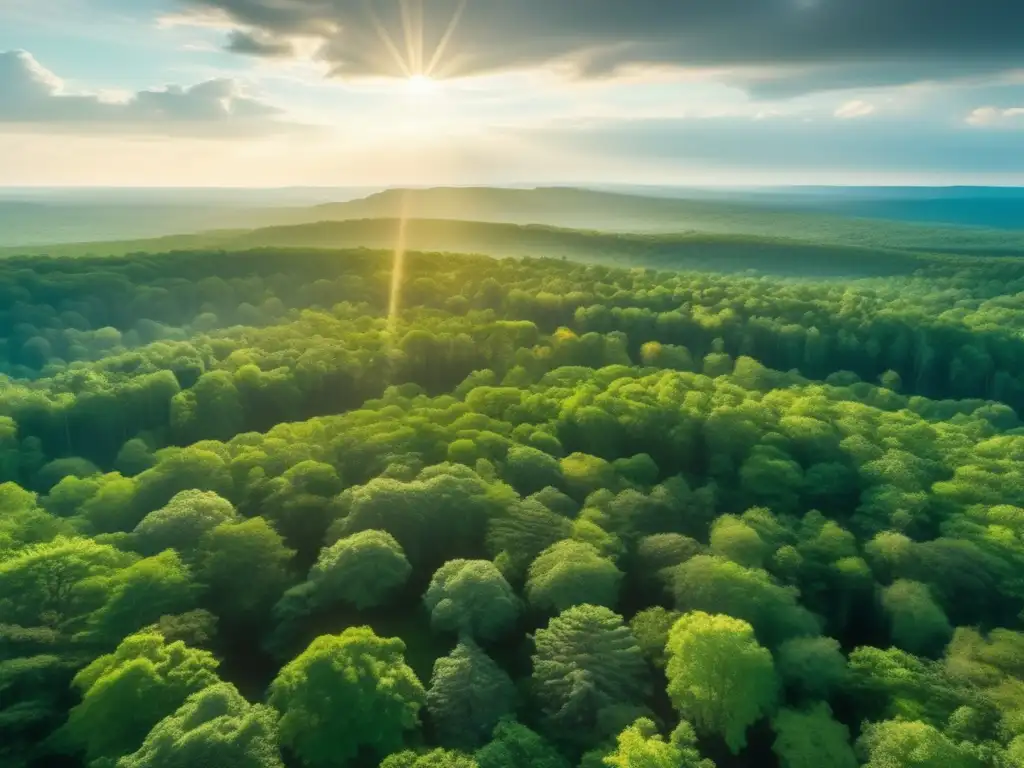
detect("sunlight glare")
[406,74,438,95]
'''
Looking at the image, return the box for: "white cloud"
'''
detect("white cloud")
[834,99,876,118]
[0,49,296,136]
[966,105,1024,126]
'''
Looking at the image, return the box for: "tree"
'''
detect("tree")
[633,533,702,595]
[170,370,245,444]
[0,535,132,628]
[151,609,218,648]
[424,560,520,642]
[427,642,517,750]
[502,446,564,497]
[85,550,199,646]
[486,499,572,583]
[665,612,779,754]
[337,468,510,568]
[525,540,622,614]
[307,530,411,611]
[560,453,618,502]
[258,460,345,558]
[380,749,478,768]
[603,718,714,768]
[532,605,650,745]
[133,490,239,556]
[59,631,220,765]
[670,555,819,648]
[268,627,426,768]
[771,703,857,768]
[857,719,981,768]
[709,514,769,568]
[132,447,233,525]
[474,720,569,768]
[881,579,953,656]
[197,517,295,624]
[775,636,848,701]
[1007,735,1024,768]
[115,438,157,477]
[629,607,680,669]
[117,682,283,768]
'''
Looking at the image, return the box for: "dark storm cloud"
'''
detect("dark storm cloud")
[180,0,1024,92]
[225,29,295,58]
[0,50,290,135]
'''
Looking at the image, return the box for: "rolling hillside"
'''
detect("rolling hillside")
[4,186,1024,257]
[0,217,963,278]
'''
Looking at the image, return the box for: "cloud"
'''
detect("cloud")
[225,29,294,58]
[835,100,875,119]
[966,106,1024,127]
[174,0,1024,94]
[0,49,294,136]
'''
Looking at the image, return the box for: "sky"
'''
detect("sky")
[1,0,1023,187]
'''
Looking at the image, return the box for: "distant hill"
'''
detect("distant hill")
[0,217,958,278]
[3,185,1024,258]
[263,187,1024,255]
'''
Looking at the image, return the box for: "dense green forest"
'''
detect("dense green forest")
[3,241,1024,768]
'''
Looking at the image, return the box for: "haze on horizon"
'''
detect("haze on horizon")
[2,0,1023,188]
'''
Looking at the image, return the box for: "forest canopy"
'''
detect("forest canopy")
[1,243,1024,768]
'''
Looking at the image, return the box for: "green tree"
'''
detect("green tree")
[665,612,779,754]
[380,749,479,768]
[424,560,520,642]
[603,717,714,768]
[775,636,848,701]
[771,703,857,768]
[525,540,622,614]
[197,517,296,624]
[881,579,953,656]
[486,499,572,583]
[532,605,650,745]
[709,514,769,568]
[117,682,283,768]
[60,630,220,765]
[502,446,564,497]
[0,535,133,628]
[85,549,198,646]
[633,533,702,595]
[474,720,569,768]
[629,607,680,669]
[268,627,426,768]
[309,530,412,611]
[670,555,819,647]
[857,719,981,768]
[133,490,239,556]
[427,641,517,750]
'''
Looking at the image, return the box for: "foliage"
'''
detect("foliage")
[424,560,520,642]
[268,627,426,768]
[117,682,283,768]
[4,242,1024,768]
[532,605,650,747]
[60,631,220,765]
[307,529,412,610]
[771,703,857,768]
[525,540,622,614]
[474,720,569,768]
[665,612,779,754]
[603,717,714,768]
[427,641,517,750]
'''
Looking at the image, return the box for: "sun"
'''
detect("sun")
[406,74,437,95]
